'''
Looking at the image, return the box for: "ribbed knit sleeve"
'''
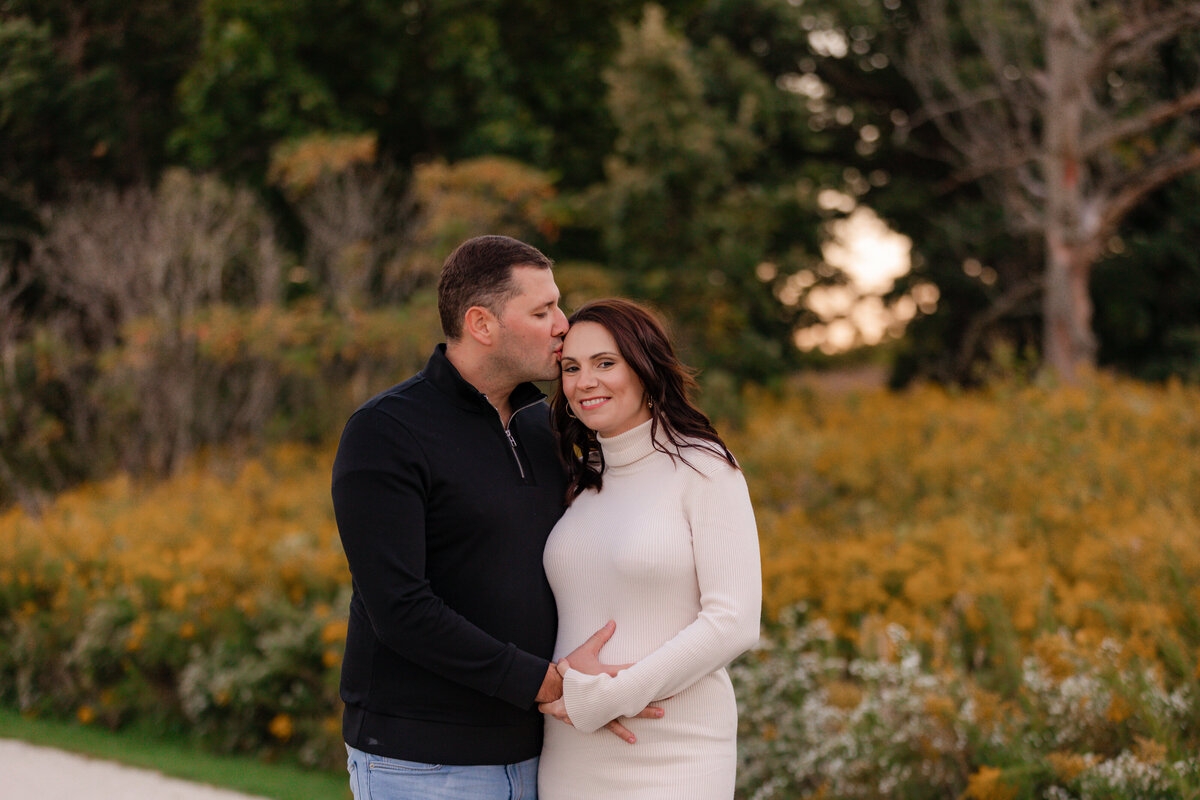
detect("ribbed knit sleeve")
[559,460,762,734]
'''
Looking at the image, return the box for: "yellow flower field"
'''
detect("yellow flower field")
[726,375,1200,798]
[2,373,1199,796]
[734,375,1200,669]
[0,443,350,764]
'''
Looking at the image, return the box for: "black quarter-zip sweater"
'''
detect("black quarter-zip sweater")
[332,344,567,765]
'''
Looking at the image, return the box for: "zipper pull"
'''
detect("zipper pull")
[505,428,518,448]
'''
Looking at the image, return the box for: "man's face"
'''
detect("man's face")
[491,265,569,383]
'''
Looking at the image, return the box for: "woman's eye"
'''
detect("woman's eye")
[562,365,578,373]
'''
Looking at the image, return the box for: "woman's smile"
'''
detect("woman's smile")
[560,321,651,438]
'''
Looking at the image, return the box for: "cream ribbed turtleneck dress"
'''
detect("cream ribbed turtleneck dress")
[538,418,761,799]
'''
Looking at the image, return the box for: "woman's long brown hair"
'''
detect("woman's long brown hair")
[551,298,736,503]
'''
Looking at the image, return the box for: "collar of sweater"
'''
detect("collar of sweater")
[423,343,546,415]
[597,417,662,469]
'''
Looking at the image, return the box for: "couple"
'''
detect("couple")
[332,235,761,799]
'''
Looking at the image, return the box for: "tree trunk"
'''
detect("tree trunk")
[1042,242,1097,381]
[1042,0,1098,382]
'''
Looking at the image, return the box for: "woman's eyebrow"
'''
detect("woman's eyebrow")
[562,351,619,361]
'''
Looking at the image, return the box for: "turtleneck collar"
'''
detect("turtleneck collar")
[597,417,660,469]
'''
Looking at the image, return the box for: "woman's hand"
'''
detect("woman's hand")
[563,621,632,677]
[539,696,573,726]
[539,658,665,744]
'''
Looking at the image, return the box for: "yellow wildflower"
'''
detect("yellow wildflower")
[1047,752,1097,782]
[321,619,348,644]
[962,766,1017,800]
[268,713,294,742]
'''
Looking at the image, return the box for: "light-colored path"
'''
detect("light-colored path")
[0,738,271,800]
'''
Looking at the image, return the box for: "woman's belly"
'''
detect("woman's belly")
[538,669,738,798]
[540,671,734,767]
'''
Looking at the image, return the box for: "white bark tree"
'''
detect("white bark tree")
[898,0,1200,380]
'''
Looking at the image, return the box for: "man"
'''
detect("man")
[332,235,651,799]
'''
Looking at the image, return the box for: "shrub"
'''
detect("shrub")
[3,374,1199,794]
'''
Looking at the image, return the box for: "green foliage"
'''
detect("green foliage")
[0,1,200,193]
[171,0,356,178]
[3,0,1199,388]
[0,16,68,192]
[0,1,203,274]
[589,5,827,382]
[171,0,697,187]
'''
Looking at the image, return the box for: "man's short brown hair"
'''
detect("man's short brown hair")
[437,235,554,340]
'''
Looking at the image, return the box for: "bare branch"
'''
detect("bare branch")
[1089,4,1200,78]
[1098,149,1200,243]
[956,276,1042,375]
[901,0,1014,159]
[1082,88,1200,157]
[946,144,1042,186]
[903,85,1008,133]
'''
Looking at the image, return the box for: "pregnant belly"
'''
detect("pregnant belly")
[546,669,737,753]
[539,671,739,799]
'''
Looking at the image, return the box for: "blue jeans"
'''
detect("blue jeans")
[346,744,539,800]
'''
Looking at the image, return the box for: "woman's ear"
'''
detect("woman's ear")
[464,305,496,345]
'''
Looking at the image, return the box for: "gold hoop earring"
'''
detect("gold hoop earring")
[565,404,577,419]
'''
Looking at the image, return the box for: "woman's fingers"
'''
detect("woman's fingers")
[603,719,637,744]
[602,704,665,743]
[538,697,573,726]
[631,704,664,719]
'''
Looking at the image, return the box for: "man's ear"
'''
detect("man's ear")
[463,305,496,346]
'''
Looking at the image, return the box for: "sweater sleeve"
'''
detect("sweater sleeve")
[332,407,549,709]
[560,460,762,733]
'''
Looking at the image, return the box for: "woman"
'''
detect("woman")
[538,298,761,799]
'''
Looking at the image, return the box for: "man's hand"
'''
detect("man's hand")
[534,661,563,704]
[538,658,664,743]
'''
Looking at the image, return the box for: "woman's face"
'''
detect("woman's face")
[560,321,651,438]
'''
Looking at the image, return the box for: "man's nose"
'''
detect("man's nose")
[552,307,568,337]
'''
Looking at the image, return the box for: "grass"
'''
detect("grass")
[0,708,349,799]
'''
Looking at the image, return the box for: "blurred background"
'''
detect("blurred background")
[2,1,1199,798]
